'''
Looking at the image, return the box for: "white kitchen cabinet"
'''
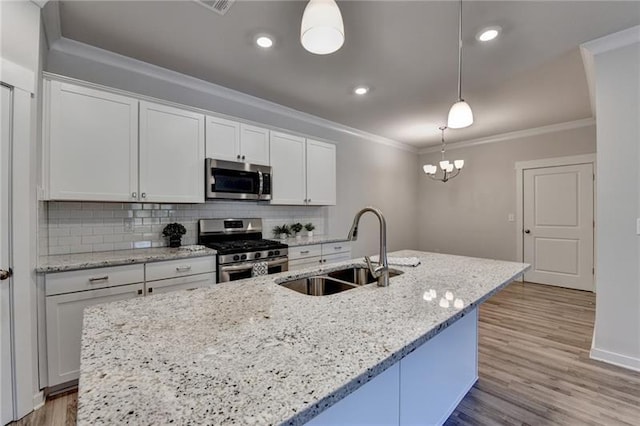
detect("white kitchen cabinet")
[270,133,336,206]
[45,282,144,387]
[269,132,307,205]
[45,80,139,202]
[145,273,216,295]
[206,116,270,165]
[139,101,205,203]
[306,139,336,205]
[287,241,351,271]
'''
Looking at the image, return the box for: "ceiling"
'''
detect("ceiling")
[54,1,640,147]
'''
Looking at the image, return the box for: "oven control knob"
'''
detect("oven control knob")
[233,255,240,261]
[255,252,261,259]
[268,251,274,256]
[274,250,280,256]
[241,254,247,260]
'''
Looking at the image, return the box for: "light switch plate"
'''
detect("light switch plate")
[508,213,515,222]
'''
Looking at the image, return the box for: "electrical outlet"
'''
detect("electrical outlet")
[508,213,515,222]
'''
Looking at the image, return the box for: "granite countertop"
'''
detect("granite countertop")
[36,246,217,273]
[77,250,529,425]
[270,235,349,247]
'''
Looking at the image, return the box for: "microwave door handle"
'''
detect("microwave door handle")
[258,170,263,197]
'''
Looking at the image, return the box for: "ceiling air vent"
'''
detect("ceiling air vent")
[195,0,236,16]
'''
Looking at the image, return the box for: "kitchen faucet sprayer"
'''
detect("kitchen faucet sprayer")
[347,207,389,287]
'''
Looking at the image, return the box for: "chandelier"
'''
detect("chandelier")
[423,126,465,182]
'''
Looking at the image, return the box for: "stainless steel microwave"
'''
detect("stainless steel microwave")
[205,158,272,200]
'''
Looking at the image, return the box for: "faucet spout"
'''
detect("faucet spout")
[347,207,389,287]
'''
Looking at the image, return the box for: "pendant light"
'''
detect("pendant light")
[300,0,345,55]
[447,0,473,129]
[423,127,465,183]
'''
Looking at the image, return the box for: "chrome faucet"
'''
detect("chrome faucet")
[347,207,389,287]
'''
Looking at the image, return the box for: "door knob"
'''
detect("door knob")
[0,269,11,280]
[524,229,531,234]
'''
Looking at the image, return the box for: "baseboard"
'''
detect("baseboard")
[590,347,640,372]
[32,391,45,410]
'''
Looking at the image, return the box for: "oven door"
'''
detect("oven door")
[206,158,272,200]
[219,257,288,282]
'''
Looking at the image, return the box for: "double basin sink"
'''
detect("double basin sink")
[279,266,403,296]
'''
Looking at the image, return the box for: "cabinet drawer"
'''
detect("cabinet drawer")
[288,244,322,261]
[289,256,323,271]
[146,273,216,295]
[322,241,351,256]
[45,264,144,296]
[323,253,352,265]
[145,256,216,281]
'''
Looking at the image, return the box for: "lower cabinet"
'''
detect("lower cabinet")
[145,273,216,295]
[45,283,144,387]
[43,256,216,388]
[288,241,351,271]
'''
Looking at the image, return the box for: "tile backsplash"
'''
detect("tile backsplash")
[45,201,327,255]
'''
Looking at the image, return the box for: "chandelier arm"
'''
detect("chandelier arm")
[448,169,462,180]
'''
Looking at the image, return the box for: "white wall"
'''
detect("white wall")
[46,42,420,258]
[417,125,596,261]
[587,36,640,371]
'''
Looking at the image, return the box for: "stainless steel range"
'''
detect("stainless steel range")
[198,218,288,282]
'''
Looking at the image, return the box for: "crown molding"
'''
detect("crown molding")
[41,0,62,49]
[579,46,597,118]
[418,118,596,155]
[581,25,640,56]
[49,37,417,154]
[30,0,49,8]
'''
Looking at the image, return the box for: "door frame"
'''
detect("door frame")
[515,154,596,284]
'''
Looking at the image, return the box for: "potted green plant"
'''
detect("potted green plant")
[162,223,187,248]
[291,223,303,239]
[304,222,315,238]
[272,224,291,240]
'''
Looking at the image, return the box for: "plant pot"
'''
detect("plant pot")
[168,236,182,248]
[307,231,314,238]
[279,233,288,240]
[295,234,302,240]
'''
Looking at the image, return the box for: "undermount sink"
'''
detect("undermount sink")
[279,266,404,296]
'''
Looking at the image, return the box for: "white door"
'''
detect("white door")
[269,132,306,205]
[1,84,15,424]
[205,115,240,162]
[306,139,336,206]
[523,164,594,291]
[45,283,144,387]
[139,101,205,203]
[240,124,269,166]
[47,81,139,202]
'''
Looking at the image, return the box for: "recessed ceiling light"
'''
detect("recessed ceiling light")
[476,26,501,42]
[256,36,274,48]
[354,86,369,95]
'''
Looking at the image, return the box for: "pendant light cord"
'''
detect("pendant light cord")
[457,0,463,101]
[440,126,447,161]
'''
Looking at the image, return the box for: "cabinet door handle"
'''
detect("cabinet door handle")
[319,259,322,264]
[89,276,109,282]
[241,155,245,160]
[334,246,342,250]
[148,287,153,293]
[137,289,143,295]
[132,192,137,198]
[176,266,192,272]
[237,155,241,160]
[308,199,311,203]
[300,250,310,254]
[322,259,327,263]
[141,192,147,199]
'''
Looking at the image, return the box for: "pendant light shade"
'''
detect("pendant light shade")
[447,0,474,129]
[447,100,474,129]
[301,0,345,55]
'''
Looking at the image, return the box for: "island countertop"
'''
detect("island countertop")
[77,250,528,425]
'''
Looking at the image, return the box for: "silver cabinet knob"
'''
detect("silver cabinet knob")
[132,192,137,198]
[0,269,11,280]
[141,193,147,199]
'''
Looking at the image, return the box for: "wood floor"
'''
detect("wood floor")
[12,282,640,426]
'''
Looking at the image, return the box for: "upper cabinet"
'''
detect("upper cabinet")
[306,139,336,206]
[205,116,269,166]
[45,80,139,202]
[269,132,336,206]
[139,102,204,203]
[44,80,205,203]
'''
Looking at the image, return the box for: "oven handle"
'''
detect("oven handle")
[258,170,264,197]
[220,257,288,273]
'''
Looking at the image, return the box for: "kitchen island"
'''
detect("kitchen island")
[77,250,528,425]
